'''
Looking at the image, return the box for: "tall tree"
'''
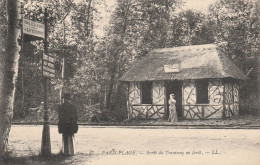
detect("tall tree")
[167,9,215,47]
[209,0,259,114]
[0,0,21,156]
[101,0,181,118]
[13,1,64,118]
[105,0,132,110]
[209,0,259,74]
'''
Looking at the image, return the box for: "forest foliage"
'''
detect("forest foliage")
[0,0,259,122]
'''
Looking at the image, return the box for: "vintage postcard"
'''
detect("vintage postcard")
[0,0,259,164]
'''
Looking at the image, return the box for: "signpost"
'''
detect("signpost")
[40,8,52,156]
[42,54,55,78]
[22,7,52,157]
[23,18,45,39]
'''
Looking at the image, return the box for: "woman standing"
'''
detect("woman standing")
[58,93,78,156]
[168,94,178,122]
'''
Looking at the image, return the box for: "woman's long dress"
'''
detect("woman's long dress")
[168,98,178,122]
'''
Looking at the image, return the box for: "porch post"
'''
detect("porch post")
[222,80,226,119]
[127,82,131,120]
[164,81,167,119]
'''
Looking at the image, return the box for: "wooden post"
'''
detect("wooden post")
[127,82,130,120]
[202,106,205,119]
[41,7,51,156]
[164,81,168,119]
[20,3,25,115]
[59,21,66,104]
[222,80,226,119]
[181,81,184,119]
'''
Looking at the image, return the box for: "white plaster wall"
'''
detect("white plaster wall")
[224,83,233,103]
[131,105,147,118]
[129,82,141,104]
[183,80,196,104]
[183,80,197,119]
[129,82,165,119]
[152,81,165,104]
[234,103,239,116]
[233,83,239,115]
[223,82,240,117]
[183,79,224,119]
[224,82,233,117]
[206,79,224,118]
[204,105,223,118]
[209,79,223,105]
[183,106,192,119]
[233,83,239,103]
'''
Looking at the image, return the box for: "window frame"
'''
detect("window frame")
[196,79,209,104]
[140,81,153,104]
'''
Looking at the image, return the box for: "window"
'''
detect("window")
[196,80,209,104]
[141,82,152,104]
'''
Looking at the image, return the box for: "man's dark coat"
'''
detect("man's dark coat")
[58,102,78,135]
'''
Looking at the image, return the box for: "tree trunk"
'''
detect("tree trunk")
[105,0,131,110]
[59,3,73,104]
[106,65,116,110]
[85,0,92,37]
[0,0,20,156]
[60,21,66,104]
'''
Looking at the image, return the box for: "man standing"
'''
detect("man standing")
[58,93,78,155]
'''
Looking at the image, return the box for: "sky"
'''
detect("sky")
[183,0,218,13]
[74,0,219,37]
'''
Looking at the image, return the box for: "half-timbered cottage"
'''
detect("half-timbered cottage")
[119,44,248,120]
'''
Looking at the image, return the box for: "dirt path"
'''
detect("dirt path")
[6,125,260,165]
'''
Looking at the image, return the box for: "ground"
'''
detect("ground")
[2,123,260,165]
[12,114,260,128]
[121,114,260,128]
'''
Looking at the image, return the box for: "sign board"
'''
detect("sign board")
[23,18,45,39]
[164,64,180,73]
[43,70,55,78]
[42,54,55,78]
[43,54,55,63]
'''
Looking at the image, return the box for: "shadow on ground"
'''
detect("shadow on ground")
[0,152,73,165]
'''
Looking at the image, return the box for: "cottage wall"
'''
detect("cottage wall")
[183,80,196,105]
[233,83,239,115]
[128,81,165,119]
[128,79,240,120]
[224,82,239,117]
[209,79,223,104]
[128,82,141,104]
[150,81,165,119]
[206,79,223,118]
[128,82,141,118]
[152,81,164,104]
[183,79,224,119]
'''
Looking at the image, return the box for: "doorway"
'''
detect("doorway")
[166,81,183,119]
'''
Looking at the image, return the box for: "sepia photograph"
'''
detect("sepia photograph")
[0,0,259,164]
